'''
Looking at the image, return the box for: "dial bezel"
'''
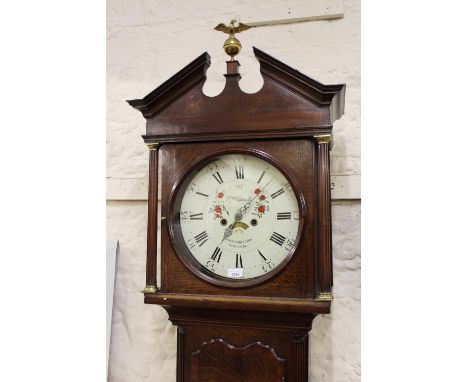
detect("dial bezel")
[168,148,306,288]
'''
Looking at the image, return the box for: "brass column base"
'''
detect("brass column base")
[142,285,157,294]
[315,292,334,302]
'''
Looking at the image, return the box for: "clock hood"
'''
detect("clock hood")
[127,47,345,145]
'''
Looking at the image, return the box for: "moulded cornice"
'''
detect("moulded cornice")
[127,52,211,119]
[253,47,345,123]
[127,48,345,123]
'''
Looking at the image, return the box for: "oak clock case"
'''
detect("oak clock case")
[169,149,305,288]
[128,47,345,382]
[160,139,314,299]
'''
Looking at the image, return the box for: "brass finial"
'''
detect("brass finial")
[214,20,252,60]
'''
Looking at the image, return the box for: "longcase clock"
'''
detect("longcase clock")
[128,47,345,382]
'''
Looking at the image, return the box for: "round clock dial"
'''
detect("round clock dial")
[171,152,302,284]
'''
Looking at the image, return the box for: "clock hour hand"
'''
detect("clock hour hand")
[220,196,253,244]
[220,222,235,244]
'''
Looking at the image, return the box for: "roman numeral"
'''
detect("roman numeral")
[194,231,208,247]
[211,247,222,263]
[277,212,291,220]
[212,171,224,184]
[235,165,244,179]
[257,170,266,184]
[270,232,286,246]
[236,254,243,268]
[271,188,284,199]
[196,191,208,197]
[190,213,203,220]
[257,250,267,261]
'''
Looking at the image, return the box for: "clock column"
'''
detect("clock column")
[314,135,334,301]
[142,143,160,294]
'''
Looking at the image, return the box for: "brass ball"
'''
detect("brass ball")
[223,37,242,58]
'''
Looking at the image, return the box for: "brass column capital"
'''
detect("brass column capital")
[314,135,332,144]
[146,143,160,151]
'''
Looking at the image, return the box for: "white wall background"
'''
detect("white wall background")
[107,0,360,381]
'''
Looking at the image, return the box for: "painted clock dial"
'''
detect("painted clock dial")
[171,152,302,283]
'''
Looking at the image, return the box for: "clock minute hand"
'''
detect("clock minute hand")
[238,178,274,216]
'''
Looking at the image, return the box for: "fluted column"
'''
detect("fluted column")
[176,327,185,382]
[142,143,160,294]
[314,135,334,301]
[291,333,309,382]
